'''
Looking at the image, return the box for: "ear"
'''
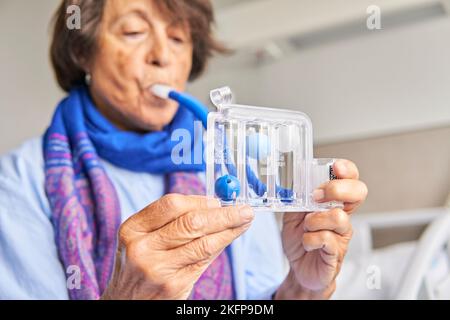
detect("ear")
[77,55,92,75]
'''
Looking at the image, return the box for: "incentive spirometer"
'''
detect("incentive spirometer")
[152,85,342,212]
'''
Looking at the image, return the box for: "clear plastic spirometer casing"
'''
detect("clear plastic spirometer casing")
[206,87,343,212]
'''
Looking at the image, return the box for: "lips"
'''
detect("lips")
[143,85,170,108]
[146,81,172,90]
[147,93,169,107]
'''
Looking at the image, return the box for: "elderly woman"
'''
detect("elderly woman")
[0,0,367,300]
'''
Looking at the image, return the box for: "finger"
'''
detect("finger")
[314,179,368,204]
[170,223,251,268]
[175,248,227,288]
[342,202,362,214]
[283,212,307,225]
[127,194,221,233]
[303,230,339,256]
[333,159,359,180]
[151,205,255,249]
[304,209,352,236]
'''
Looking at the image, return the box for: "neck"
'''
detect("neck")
[88,87,163,133]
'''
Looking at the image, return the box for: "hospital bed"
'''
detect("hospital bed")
[334,206,450,300]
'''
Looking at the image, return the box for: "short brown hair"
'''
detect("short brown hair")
[50,0,227,92]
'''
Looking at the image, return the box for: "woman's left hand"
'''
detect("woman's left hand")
[275,159,368,300]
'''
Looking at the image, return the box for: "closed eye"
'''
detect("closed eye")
[124,31,147,39]
[169,35,187,44]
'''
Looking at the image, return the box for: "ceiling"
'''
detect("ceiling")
[213,0,449,49]
[208,0,450,71]
[212,0,258,10]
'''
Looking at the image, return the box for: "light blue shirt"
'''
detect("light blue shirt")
[0,138,286,300]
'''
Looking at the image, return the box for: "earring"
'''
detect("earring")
[85,73,92,85]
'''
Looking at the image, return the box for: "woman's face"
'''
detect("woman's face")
[88,0,194,132]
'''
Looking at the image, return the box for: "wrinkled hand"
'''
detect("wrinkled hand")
[102,194,254,300]
[276,160,368,300]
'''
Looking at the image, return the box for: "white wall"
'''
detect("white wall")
[0,0,63,155]
[190,16,450,143]
[1,0,449,155]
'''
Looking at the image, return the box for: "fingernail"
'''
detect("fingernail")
[313,189,325,202]
[207,198,221,208]
[335,161,346,176]
[240,206,255,220]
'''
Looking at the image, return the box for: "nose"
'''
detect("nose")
[147,29,171,68]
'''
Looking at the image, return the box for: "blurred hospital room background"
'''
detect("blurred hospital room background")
[1,0,450,299]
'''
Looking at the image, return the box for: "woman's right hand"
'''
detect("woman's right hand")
[101,194,254,300]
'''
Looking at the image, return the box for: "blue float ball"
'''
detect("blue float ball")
[247,133,270,160]
[215,175,241,202]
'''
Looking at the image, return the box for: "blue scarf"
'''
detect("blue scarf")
[46,86,205,173]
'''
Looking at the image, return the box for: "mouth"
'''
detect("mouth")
[144,83,172,107]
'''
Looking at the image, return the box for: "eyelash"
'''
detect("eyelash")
[125,32,140,36]
[122,31,185,44]
[122,32,143,41]
[170,36,184,44]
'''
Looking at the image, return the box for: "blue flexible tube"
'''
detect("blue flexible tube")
[168,91,209,129]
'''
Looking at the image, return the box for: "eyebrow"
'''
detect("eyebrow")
[110,6,190,34]
[113,9,151,25]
